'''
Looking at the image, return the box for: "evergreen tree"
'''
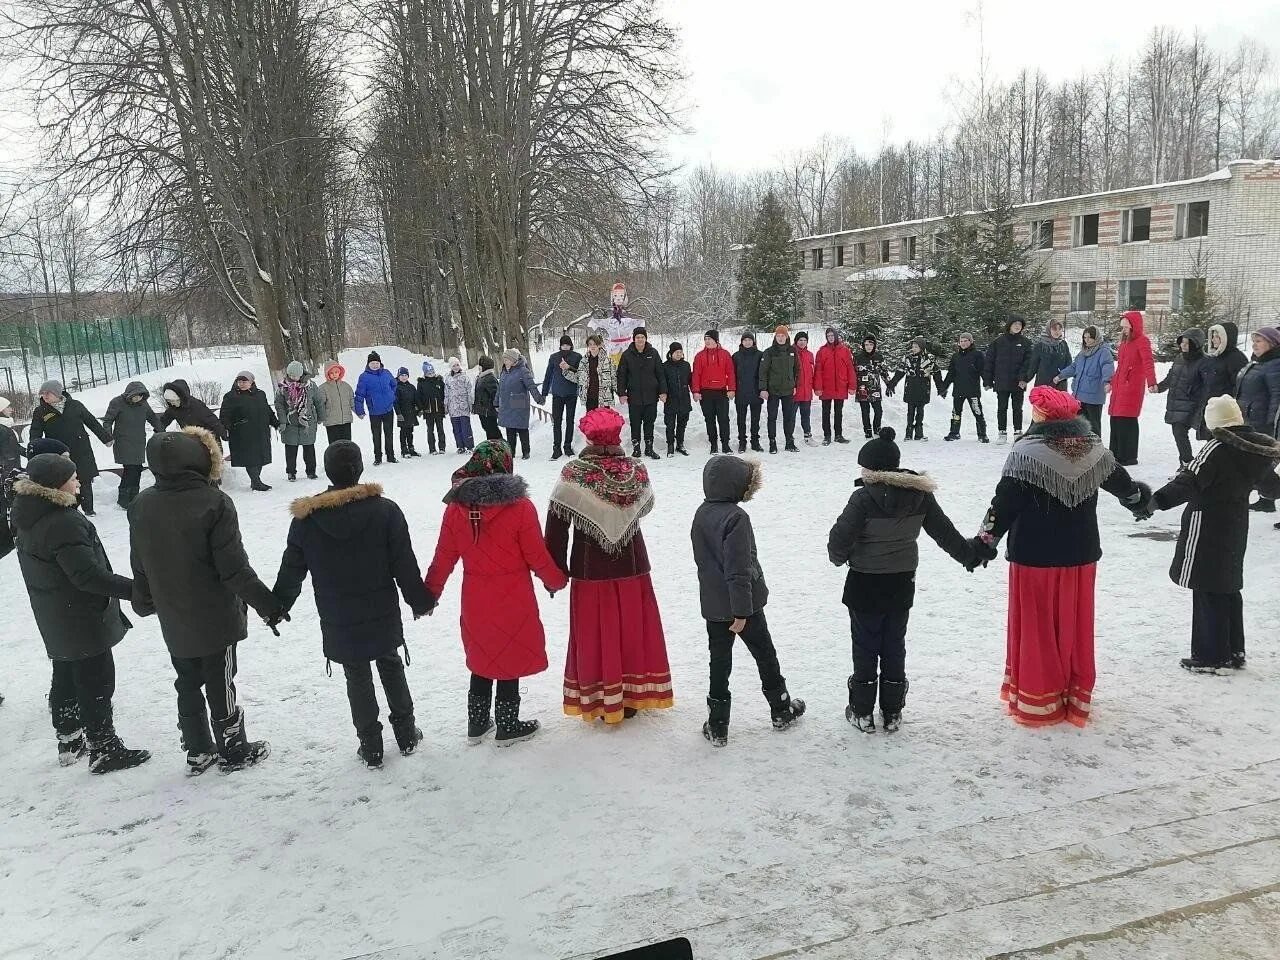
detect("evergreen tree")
[1178,242,1220,328]
[735,191,802,327]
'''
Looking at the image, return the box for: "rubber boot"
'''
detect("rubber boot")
[879,678,909,733]
[703,695,730,747]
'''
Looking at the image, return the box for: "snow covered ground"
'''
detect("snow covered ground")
[3,344,1280,960]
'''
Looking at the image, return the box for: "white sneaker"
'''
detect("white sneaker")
[997,432,1008,444]
[804,436,819,447]
[919,434,929,442]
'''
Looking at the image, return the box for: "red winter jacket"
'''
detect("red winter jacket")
[1109,310,1157,418]
[424,475,568,680]
[691,345,736,394]
[794,345,815,402]
[814,339,855,400]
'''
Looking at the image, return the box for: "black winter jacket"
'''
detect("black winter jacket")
[1235,347,1280,437]
[732,346,763,406]
[219,386,277,468]
[662,356,693,416]
[1157,329,1209,427]
[472,370,499,418]
[1031,329,1074,387]
[887,352,940,404]
[616,343,669,406]
[1152,426,1280,593]
[12,479,133,660]
[690,457,767,621]
[129,428,280,658]
[984,321,1035,391]
[0,421,20,477]
[28,395,112,481]
[102,382,163,467]
[941,346,986,399]
[827,469,971,611]
[416,375,446,417]
[1201,322,1248,403]
[273,483,433,665]
[160,380,226,438]
[394,380,420,426]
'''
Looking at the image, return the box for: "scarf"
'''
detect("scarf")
[1001,420,1115,508]
[282,377,312,425]
[548,445,654,554]
[0,416,14,429]
[49,398,66,414]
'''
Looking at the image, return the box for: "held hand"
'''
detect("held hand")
[559,360,569,371]
[1104,383,1112,395]
[1053,375,1063,384]
[728,391,735,399]
[729,617,747,635]
[1017,381,1027,390]
[357,412,367,419]
[692,393,701,402]
[759,390,769,401]
[620,395,628,405]
[1147,384,1158,394]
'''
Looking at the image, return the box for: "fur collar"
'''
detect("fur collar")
[182,426,225,481]
[12,478,78,507]
[449,473,528,506]
[859,469,938,493]
[290,483,383,519]
[1212,426,1280,460]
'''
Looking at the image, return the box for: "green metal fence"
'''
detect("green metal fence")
[0,314,173,400]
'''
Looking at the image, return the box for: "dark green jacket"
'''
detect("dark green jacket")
[758,339,801,396]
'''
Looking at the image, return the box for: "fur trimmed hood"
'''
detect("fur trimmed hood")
[858,468,938,493]
[447,473,529,507]
[1212,426,1280,460]
[702,455,762,503]
[146,426,224,486]
[11,477,78,508]
[290,483,383,519]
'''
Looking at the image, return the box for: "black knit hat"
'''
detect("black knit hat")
[324,440,364,488]
[704,329,720,343]
[27,452,77,489]
[559,335,573,348]
[478,355,495,371]
[794,331,809,344]
[367,351,382,365]
[857,427,900,471]
[632,326,647,339]
[740,331,756,346]
[667,341,684,359]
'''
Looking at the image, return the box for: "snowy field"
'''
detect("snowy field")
[3,344,1280,960]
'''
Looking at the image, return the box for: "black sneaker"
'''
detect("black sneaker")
[551,450,562,461]
[564,446,575,457]
[979,435,991,444]
[632,443,642,458]
[822,438,831,446]
[784,442,799,453]
[644,446,661,461]
[738,439,747,453]
[1231,653,1247,669]
[287,474,297,482]
[750,440,763,453]
[676,446,689,456]
[944,433,960,442]
[387,454,398,464]
[1249,499,1276,513]
[373,456,383,466]
[306,473,318,480]
[834,435,851,444]
[864,430,873,439]
[250,480,272,491]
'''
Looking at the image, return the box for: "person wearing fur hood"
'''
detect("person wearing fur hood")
[971,387,1151,728]
[1199,322,1247,437]
[1144,396,1280,673]
[272,441,434,768]
[545,408,673,725]
[827,427,974,733]
[424,441,568,746]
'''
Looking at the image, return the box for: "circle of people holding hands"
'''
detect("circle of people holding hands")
[1,313,1278,774]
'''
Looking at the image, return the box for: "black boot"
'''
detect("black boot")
[845,675,878,732]
[764,684,805,730]
[86,711,151,774]
[879,678,909,732]
[750,439,764,453]
[57,729,87,767]
[977,418,990,443]
[666,442,674,458]
[250,478,272,491]
[390,714,423,756]
[467,691,495,744]
[495,695,539,747]
[721,441,734,454]
[834,434,851,444]
[676,444,689,456]
[564,444,575,457]
[212,707,269,773]
[702,695,730,747]
[784,441,799,453]
[178,708,218,776]
[551,447,563,461]
[644,444,660,461]
[357,722,384,768]
[632,442,642,458]
[768,440,777,454]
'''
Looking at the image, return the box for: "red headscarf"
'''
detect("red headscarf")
[1029,384,1081,421]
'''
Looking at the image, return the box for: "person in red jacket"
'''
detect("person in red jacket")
[1107,309,1157,466]
[691,329,737,455]
[424,440,568,746]
[793,332,817,445]
[813,327,855,445]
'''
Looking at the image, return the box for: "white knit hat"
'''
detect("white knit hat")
[1203,395,1245,431]
[0,396,10,414]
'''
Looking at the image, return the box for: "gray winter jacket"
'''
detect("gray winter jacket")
[274,370,324,446]
[319,363,354,427]
[690,456,767,621]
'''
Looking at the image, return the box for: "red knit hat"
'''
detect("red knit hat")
[1029,384,1081,421]
[579,407,625,447]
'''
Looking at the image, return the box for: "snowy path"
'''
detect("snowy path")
[3,347,1279,959]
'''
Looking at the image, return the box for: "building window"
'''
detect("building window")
[879,238,891,263]
[854,242,867,265]
[1072,213,1100,247]
[1171,278,1206,311]
[1177,201,1210,239]
[1069,281,1097,312]
[899,235,917,263]
[1036,283,1054,309]
[812,247,824,270]
[1117,279,1148,311]
[1122,207,1151,243]
[1031,219,1054,250]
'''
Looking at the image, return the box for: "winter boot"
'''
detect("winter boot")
[306,471,319,479]
[879,678,909,733]
[212,707,270,773]
[495,695,540,747]
[57,729,87,766]
[944,433,960,441]
[644,444,660,461]
[564,444,575,457]
[250,478,272,491]
[666,442,674,458]
[1179,658,1232,674]
[768,440,777,454]
[178,709,218,777]
[551,447,563,461]
[702,695,730,747]
[835,434,851,444]
[632,442,642,458]
[1231,653,1248,669]
[750,439,764,453]
[738,437,747,453]
[387,452,398,464]
[116,486,138,509]
[977,419,990,443]
[784,441,799,453]
[86,712,151,775]
[467,691,495,744]
[764,684,806,730]
[288,473,298,483]
[864,429,873,440]
[822,437,832,446]
[845,676,878,732]
[373,455,383,466]
[1249,498,1276,513]
[391,715,423,756]
[676,444,689,456]
[357,723,385,768]
[721,441,734,454]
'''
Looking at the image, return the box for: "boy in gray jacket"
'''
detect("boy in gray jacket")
[690,456,805,746]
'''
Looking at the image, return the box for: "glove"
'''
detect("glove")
[1124,481,1154,521]
[885,387,896,397]
[968,535,998,570]
[263,608,291,636]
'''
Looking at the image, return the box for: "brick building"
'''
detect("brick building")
[789,159,1280,337]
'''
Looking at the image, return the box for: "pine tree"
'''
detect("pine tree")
[735,191,802,327]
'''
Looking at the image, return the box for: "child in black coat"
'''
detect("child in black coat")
[662,342,693,457]
[887,337,944,441]
[394,367,421,458]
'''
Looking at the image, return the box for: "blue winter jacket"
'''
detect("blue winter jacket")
[497,360,543,430]
[541,349,582,399]
[353,366,398,417]
[1058,343,1115,406]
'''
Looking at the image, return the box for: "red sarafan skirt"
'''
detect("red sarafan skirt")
[1002,562,1097,728]
[563,574,674,724]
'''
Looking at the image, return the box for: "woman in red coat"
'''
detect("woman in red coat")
[546,407,673,725]
[1107,310,1157,466]
[793,332,817,444]
[813,327,855,445]
[425,440,568,746]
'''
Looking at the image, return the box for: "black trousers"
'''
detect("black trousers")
[325,423,352,444]
[1191,590,1245,664]
[551,395,578,453]
[706,612,784,701]
[246,465,265,486]
[996,388,1025,433]
[479,414,501,440]
[735,398,762,443]
[664,409,689,448]
[766,395,797,443]
[859,399,883,435]
[905,402,926,439]
[628,402,657,447]
[797,400,812,437]
[420,415,446,452]
[505,427,530,457]
[285,444,317,477]
[470,673,519,701]
[700,391,731,448]
[821,398,845,440]
[369,412,395,459]
[343,652,414,735]
[397,424,415,454]
[949,394,987,436]
[1081,403,1103,438]
[172,644,238,727]
[1171,423,1194,465]
[1109,416,1140,466]
[49,649,115,737]
[79,478,94,515]
[120,464,143,492]
[850,608,910,683]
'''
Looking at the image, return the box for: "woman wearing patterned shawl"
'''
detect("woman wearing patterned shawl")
[971,386,1151,728]
[545,408,674,724]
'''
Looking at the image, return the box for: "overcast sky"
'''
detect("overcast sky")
[659,0,1280,174]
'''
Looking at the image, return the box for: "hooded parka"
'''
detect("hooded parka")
[101,382,163,467]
